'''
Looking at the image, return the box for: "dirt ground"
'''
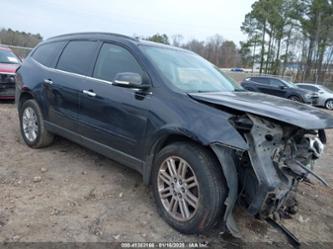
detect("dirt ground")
[0,101,332,246]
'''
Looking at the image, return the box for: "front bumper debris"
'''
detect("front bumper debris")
[213,113,328,238]
[241,114,326,217]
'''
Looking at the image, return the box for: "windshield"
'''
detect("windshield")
[0,50,20,64]
[320,85,333,93]
[140,45,241,93]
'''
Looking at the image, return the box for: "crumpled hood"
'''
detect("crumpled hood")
[189,91,333,130]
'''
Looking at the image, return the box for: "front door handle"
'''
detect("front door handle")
[82,89,96,97]
[44,79,54,85]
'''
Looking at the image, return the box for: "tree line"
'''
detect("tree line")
[0,28,42,48]
[3,0,333,84]
[1,28,242,68]
[0,28,43,57]
[240,0,333,82]
[143,33,242,68]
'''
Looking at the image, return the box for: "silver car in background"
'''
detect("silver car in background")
[296,83,333,110]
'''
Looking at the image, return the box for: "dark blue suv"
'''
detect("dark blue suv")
[241,76,319,104]
[15,32,333,236]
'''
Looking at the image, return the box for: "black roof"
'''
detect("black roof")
[250,76,275,78]
[44,32,189,52]
[47,32,137,42]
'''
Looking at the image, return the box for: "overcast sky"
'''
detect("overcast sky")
[1,0,255,45]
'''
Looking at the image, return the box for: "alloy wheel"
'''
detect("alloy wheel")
[157,156,200,221]
[326,100,333,110]
[289,96,301,102]
[22,107,39,142]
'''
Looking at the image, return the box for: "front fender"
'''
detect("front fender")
[150,122,249,152]
[143,123,248,184]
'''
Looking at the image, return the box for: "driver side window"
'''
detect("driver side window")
[93,43,144,82]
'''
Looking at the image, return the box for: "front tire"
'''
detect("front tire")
[19,99,54,148]
[152,142,227,234]
[325,99,333,110]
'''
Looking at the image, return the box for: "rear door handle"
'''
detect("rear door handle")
[82,89,96,97]
[44,79,54,85]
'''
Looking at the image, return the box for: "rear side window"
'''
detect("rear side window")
[251,77,269,84]
[93,43,144,82]
[269,78,284,86]
[32,41,66,68]
[57,40,98,76]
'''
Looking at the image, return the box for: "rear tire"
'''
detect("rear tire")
[152,142,227,234]
[288,95,302,102]
[19,99,54,148]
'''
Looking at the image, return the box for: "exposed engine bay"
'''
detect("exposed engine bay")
[237,114,326,218]
[218,113,328,241]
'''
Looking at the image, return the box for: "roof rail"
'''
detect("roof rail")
[47,32,137,41]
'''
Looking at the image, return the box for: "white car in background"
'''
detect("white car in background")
[296,83,333,110]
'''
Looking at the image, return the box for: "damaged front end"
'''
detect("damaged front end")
[212,113,327,237]
[189,91,333,240]
[238,114,326,216]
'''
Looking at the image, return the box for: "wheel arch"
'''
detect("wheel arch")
[287,94,303,102]
[17,89,48,120]
[154,133,201,154]
[18,91,34,110]
[143,131,214,185]
[142,126,247,185]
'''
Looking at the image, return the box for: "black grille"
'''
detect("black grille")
[0,73,16,84]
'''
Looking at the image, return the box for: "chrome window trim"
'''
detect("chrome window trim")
[31,57,114,85]
[31,57,152,95]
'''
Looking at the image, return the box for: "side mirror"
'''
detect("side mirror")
[280,85,287,90]
[113,72,150,90]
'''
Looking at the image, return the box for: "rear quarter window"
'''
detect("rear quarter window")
[251,77,268,84]
[269,78,284,86]
[32,41,66,68]
[56,40,98,76]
